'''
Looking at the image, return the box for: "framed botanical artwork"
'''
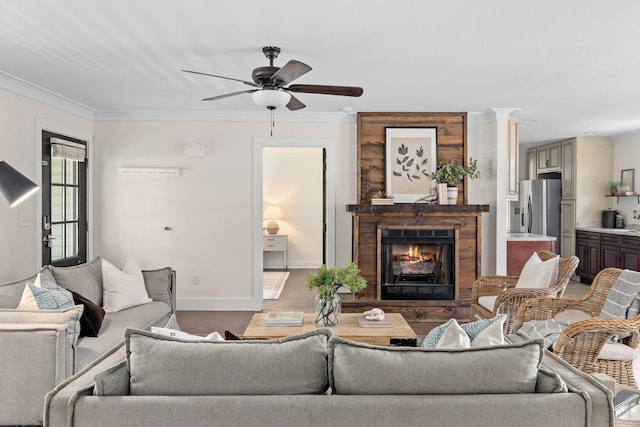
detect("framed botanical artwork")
[385,127,437,203]
[621,169,635,193]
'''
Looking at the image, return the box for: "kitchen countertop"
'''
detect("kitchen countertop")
[576,227,640,236]
[507,232,557,241]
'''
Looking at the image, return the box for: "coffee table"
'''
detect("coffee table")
[243,312,417,346]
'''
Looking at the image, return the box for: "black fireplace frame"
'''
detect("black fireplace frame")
[377,226,459,301]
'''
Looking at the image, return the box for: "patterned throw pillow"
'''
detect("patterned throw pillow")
[422,314,507,348]
[17,273,74,310]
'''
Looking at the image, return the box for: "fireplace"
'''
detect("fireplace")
[379,228,455,300]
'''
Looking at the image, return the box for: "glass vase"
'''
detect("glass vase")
[314,292,341,326]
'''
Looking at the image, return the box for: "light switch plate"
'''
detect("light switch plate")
[19,215,35,227]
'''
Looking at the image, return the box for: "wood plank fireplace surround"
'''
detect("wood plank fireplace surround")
[343,113,489,335]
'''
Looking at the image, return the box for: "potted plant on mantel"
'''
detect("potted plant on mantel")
[306,262,367,326]
[430,158,480,204]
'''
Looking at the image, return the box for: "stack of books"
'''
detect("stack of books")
[264,311,304,326]
[371,197,394,205]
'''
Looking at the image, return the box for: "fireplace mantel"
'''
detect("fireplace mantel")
[346,204,490,214]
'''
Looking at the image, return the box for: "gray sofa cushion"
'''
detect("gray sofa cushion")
[49,257,103,306]
[141,267,174,311]
[77,301,170,369]
[125,328,332,396]
[0,305,84,376]
[328,336,544,395]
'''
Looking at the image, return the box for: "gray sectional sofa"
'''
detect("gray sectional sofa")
[44,329,615,427]
[0,257,175,426]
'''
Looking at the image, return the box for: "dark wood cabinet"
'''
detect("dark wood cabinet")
[576,230,640,282]
[575,230,601,282]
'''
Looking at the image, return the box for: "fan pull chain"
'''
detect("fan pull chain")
[271,109,275,136]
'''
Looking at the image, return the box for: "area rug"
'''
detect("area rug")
[263,271,290,300]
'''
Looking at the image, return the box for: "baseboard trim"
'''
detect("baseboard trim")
[177,298,260,311]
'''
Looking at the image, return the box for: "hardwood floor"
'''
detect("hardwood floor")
[176,268,316,336]
[176,274,593,337]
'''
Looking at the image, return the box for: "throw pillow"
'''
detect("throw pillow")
[102,258,152,313]
[70,290,105,337]
[49,257,103,306]
[435,316,505,349]
[150,326,224,342]
[435,319,470,349]
[16,273,74,310]
[422,314,507,349]
[515,252,560,289]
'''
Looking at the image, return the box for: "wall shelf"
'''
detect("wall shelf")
[605,193,639,204]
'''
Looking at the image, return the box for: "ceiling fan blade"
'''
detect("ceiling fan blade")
[202,89,257,101]
[286,94,306,111]
[287,84,363,97]
[182,69,259,87]
[270,60,312,85]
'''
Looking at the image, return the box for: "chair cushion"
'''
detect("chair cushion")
[598,342,636,361]
[478,295,498,312]
[553,309,591,323]
[515,252,559,289]
[329,336,543,394]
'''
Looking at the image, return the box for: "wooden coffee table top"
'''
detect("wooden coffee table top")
[243,312,417,346]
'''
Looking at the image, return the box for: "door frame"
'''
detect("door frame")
[252,137,336,311]
[35,118,93,269]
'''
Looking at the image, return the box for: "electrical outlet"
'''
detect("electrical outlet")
[192,274,199,285]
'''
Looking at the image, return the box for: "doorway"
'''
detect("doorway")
[252,138,336,311]
[41,131,88,267]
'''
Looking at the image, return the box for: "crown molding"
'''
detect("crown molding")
[93,109,357,123]
[0,71,95,120]
[0,71,357,123]
[612,128,640,143]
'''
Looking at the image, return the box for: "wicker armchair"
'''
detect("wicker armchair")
[470,251,579,334]
[514,268,640,387]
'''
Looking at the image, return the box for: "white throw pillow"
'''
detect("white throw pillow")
[471,315,505,347]
[102,258,152,313]
[477,295,498,312]
[435,319,471,349]
[150,326,224,342]
[515,252,560,289]
[435,316,505,349]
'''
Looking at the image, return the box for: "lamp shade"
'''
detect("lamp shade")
[252,90,291,109]
[0,161,39,207]
[263,205,283,220]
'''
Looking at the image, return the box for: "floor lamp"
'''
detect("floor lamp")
[0,161,39,207]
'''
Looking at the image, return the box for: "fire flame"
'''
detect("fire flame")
[402,246,436,263]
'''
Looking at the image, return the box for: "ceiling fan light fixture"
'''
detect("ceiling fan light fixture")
[252,89,291,110]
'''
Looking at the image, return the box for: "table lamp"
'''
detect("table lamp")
[0,161,39,207]
[264,205,283,234]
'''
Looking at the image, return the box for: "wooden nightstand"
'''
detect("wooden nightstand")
[263,234,287,270]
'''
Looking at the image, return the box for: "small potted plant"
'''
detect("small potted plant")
[306,262,367,326]
[430,158,480,204]
[609,181,620,195]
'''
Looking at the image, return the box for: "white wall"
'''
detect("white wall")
[92,120,356,310]
[263,147,323,268]
[0,88,92,282]
[612,131,640,226]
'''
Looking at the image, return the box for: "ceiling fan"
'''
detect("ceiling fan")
[182,46,364,111]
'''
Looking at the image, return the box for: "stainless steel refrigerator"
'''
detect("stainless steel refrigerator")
[512,179,562,252]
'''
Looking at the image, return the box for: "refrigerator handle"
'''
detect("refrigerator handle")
[527,195,533,233]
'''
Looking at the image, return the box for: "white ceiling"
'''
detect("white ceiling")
[1,0,640,144]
